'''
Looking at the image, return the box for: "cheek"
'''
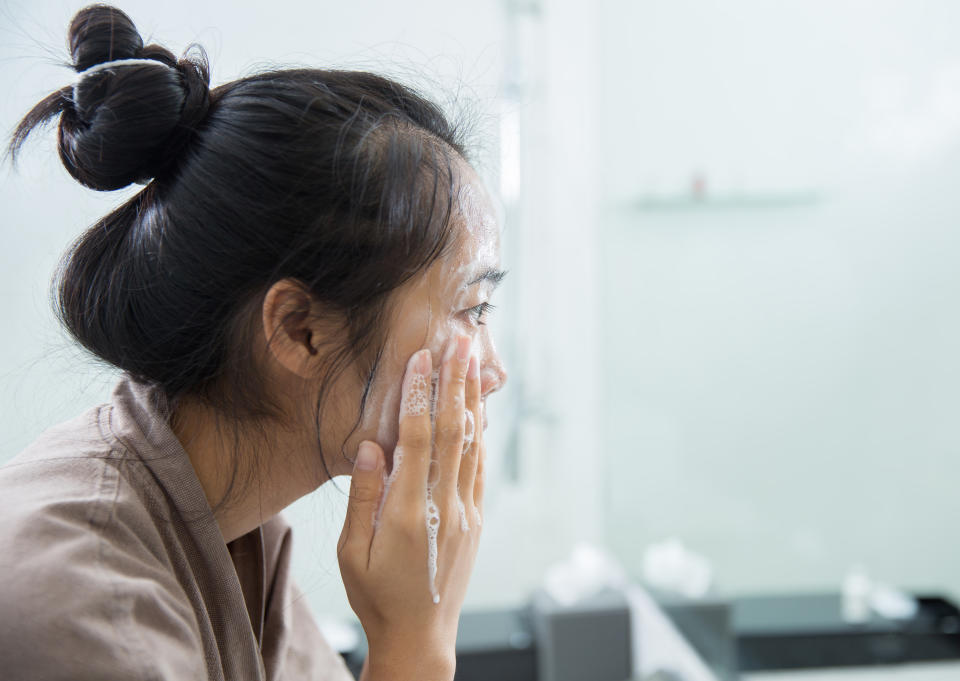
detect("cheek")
[357,306,463,450]
[357,351,404,455]
[421,298,475,367]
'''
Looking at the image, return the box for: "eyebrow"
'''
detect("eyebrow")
[467,267,508,288]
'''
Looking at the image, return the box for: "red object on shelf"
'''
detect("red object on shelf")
[692,173,707,200]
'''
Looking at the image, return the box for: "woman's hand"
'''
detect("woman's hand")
[337,334,486,681]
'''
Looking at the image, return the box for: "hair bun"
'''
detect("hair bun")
[60,4,211,190]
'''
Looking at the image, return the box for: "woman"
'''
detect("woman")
[0,4,507,680]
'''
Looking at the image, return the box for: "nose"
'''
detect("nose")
[480,356,508,398]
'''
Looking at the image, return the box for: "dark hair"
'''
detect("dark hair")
[8,4,470,508]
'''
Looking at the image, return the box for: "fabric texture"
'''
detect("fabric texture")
[0,375,355,681]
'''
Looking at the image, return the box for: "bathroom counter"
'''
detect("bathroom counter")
[742,660,960,681]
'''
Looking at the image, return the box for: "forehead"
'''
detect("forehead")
[407,164,501,308]
[450,171,500,272]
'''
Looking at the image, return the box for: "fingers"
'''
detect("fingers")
[433,334,472,500]
[457,353,481,515]
[338,440,384,567]
[380,338,484,534]
[389,349,433,508]
[473,399,486,520]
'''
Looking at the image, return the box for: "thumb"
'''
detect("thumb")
[339,440,384,558]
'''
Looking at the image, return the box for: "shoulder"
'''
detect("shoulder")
[3,402,112,467]
[0,406,205,679]
[0,401,173,557]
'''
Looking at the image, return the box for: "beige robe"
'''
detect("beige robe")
[0,376,355,681]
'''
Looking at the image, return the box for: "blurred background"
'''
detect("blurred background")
[2,1,959,678]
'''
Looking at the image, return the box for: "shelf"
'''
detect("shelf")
[628,192,822,212]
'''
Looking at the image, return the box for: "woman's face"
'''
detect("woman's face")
[330,164,508,474]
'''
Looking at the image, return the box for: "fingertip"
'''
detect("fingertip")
[456,334,472,364]
[355,440,382,472]
[417,348,432,376]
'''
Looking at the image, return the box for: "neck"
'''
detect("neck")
[170,397,328,543]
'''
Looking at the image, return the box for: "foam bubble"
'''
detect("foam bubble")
[401,373,429,416]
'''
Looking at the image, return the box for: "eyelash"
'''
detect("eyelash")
[467,302,497,325]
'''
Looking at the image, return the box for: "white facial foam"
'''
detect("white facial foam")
[457,492,470,532]
[425,484,441,603]
[401,373,430,416]
[462,408,475,449]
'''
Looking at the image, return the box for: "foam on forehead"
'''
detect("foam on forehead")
[455,182,499,269]
[456,182,489,228]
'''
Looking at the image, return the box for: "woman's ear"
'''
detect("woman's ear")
[261,279,339,378]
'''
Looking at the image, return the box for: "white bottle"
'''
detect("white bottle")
[842,565,872,624]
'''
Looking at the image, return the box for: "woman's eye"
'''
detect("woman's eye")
[466,301,497,325]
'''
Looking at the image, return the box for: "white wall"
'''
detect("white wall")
[598,0,960,601]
